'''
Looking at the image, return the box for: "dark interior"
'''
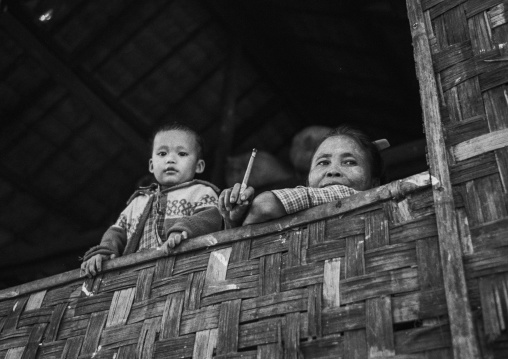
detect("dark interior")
[0,0,427,289]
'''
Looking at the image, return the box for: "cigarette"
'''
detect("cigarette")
[240,148,257,193]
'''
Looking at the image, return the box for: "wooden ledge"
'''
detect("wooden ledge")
[0,171,434,300]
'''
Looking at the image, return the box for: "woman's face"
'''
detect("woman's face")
[308,135,375,191]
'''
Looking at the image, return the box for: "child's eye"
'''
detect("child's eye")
[158,151,167,156]
[178,152,188,157]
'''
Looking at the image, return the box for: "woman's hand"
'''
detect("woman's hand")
[243,191,287,225]
[218,183,255,228]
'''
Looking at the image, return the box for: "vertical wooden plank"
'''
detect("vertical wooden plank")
[479,274,508,342]
[136,317,161,359]
[323,258,341,308]
[60,337,83,359]
[484,87,508,192]
[301,225,309,265]
[406,0,481,357]
[344,329,367,359]
[307,284,322,339]
[365,211,389,250]
[24,291,46,311]
[259,253,281,295]
[457,79,484,120]
[184,271,206,310]
[468,12,494,55]
[216,299,241,355]
[84,274,103,296]
[80,312,108,355]
[4,348,23,359]
[160,292,184,339]
[345,235,365,279]
[192,328,217,359]
[456,208,474,255]
[284,313,300,359]
[135,267,155,303]
[365,297,395,358]
[443,5,469,44]
[117,344,136,359]
[21,323,47,359]
[154,256,175,281]
[286,229,302,268]
[204,248,232,285]
[43,303,67,343]
[257,343,281,359]
[3,297,28,332]
[106,287,136,327]
[416,238,444,291]
[308,221,325,246]
[230,239,251,263]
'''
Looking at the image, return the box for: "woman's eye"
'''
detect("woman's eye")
[317,160,329,166]
[344,160,357,166]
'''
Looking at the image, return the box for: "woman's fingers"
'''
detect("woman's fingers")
[230,183,242,205]
[239,186,255,202]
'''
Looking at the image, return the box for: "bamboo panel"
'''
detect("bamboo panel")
[0,172,505,357]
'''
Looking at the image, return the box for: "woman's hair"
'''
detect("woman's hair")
[150,122,204,159]
[317,124,385,184]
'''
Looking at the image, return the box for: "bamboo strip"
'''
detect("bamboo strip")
[323,258,341,308]
[452,128,508,161]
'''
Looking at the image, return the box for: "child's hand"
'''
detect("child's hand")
[80,253,116,278]
[218,183,255,228]
[160,231,188,255]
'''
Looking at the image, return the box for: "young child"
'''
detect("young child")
[219,125,386,226]
[81,123,222,277]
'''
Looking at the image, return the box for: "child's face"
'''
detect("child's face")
[308,135,375,191]
[149,130,204,188]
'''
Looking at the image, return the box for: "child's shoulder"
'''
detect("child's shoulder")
[126,183,158,205]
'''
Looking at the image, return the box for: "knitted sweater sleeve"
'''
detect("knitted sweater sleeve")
[82,193,148,261]
[164,186,222,239]
[164,206,222,239]
[82,226,127,261]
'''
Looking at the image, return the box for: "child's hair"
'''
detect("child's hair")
[150,122,204,159]
[317,124,385,184]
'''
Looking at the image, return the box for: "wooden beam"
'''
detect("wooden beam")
[118,19,214,100]
[406,0,480,358]
[68,0,143,62]
[0,11,148,164]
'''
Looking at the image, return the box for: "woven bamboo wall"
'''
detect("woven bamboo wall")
[410,0,508,357]
[0,173,491,359]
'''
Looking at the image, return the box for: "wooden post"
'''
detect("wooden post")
[405,0,480,358]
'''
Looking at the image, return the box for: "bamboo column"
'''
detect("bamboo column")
[405,0,480,358]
